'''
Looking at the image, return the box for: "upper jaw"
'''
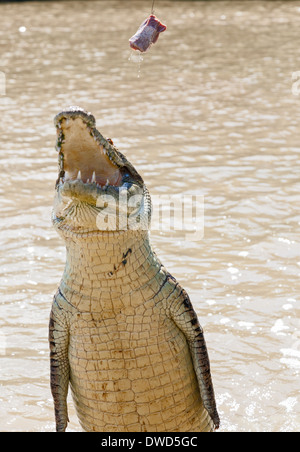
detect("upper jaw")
[54,107,141,190]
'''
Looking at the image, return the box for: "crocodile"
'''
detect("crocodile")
[49,106,220,432]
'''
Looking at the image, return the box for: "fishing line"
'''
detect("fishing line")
[151,0,156,14]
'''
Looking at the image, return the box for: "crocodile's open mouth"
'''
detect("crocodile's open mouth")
[53,107,149,235]
[54,107,140,192]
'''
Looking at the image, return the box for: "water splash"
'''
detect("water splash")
[128,50,144,78]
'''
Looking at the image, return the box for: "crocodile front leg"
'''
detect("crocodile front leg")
[169,286,220,430]
[49,296,70,432]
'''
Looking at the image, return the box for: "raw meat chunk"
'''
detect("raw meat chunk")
[129,15,167,53]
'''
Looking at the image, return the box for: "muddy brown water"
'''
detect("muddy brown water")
[0,0,299,432]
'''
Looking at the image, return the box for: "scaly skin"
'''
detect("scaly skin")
[49,107,220,432]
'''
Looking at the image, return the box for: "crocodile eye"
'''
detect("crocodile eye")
[107,138,114,145]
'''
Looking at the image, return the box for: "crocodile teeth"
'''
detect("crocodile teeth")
[77,170,81,180]
[92,171,96,183]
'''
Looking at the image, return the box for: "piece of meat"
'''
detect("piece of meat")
[129,14,167,53]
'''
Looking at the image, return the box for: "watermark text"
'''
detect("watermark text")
[96,193,204,242]
[292,71,300,96]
